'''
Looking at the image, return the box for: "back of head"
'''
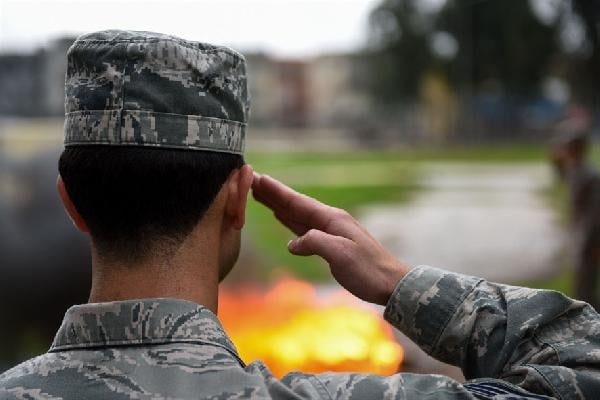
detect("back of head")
[59,30,249,263]
[59,147,243,263]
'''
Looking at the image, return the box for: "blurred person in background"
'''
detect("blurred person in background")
[551,123,600,308]
[1,30,600,400]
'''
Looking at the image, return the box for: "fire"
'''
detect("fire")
[218,278,404,377]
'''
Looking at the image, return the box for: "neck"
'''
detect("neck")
[88,232,220,313]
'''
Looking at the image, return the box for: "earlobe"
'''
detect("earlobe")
[56,175,90,233]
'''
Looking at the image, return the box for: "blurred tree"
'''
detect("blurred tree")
[368,0,434,102]
[366,0,600,110]
[439,0,557,97]
[569,0,600,105]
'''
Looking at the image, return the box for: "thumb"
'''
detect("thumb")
[288,229,347,263]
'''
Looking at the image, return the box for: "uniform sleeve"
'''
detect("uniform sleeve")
[383,266,600,399]
[274,266,600,399]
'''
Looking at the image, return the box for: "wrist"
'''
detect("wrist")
[377,260,410,306]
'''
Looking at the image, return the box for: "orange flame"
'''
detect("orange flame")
[218,278,404,377]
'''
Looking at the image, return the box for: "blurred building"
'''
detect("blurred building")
[308,54,370,128]
[0,54,41,116]
[246,53,369,130]
[245,53,282,126]
[0,38,74,117]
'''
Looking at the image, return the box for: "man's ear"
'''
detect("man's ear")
[225,164,254,230]
[56,175,89,233]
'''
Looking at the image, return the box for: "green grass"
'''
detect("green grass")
[591,145,600,167]
[247,145,549,168]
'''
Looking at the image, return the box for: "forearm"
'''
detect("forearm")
[384,266,600,397]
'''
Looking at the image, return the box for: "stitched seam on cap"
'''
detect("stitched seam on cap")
[65,110,247,126]
[63,142,244,155]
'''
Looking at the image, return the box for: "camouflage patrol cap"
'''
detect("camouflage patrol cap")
[64,30,249,154]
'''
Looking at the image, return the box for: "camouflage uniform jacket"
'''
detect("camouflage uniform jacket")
[1,266,599,399]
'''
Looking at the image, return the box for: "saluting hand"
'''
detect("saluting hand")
[251,173,409,306]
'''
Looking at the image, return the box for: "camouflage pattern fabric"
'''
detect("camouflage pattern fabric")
[64,30,249,154]
[2,266,599,399]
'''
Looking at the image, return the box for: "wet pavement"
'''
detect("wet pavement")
[359,162,565,283]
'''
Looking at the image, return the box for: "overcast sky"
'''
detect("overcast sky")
[0,0,382,58]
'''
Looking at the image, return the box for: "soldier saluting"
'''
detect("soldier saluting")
[1,30,599,399]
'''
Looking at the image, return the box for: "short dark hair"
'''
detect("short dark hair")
[59,146,244,263]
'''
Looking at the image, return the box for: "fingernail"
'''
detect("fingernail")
[287,239,296,251]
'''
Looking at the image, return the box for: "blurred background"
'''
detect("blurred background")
[1,0,599,379]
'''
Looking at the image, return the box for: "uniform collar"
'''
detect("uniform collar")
[50,298,240,360]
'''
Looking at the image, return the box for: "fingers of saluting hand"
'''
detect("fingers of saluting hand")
[253,174,307,234]
[252,173,338,233]
[252,172,408,305]
[288,229,354,264]
[274,211,309,237]
[251,172,276,210]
